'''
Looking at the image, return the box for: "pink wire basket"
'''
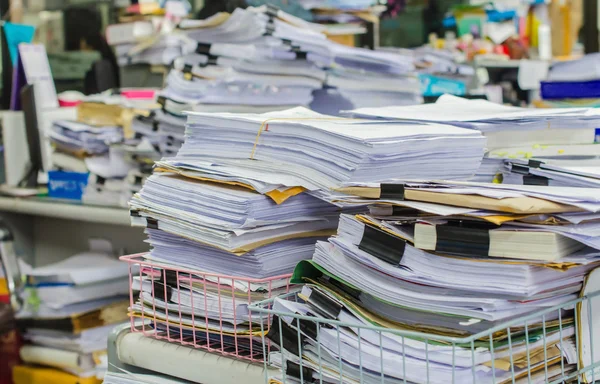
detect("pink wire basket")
[120,253,293,363]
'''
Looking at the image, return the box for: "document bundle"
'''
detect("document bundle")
[15,250,130,381]
[48,100,158,207]
[169,106,485,197]
[266,180,597,383]
[127,168,340,356]
[112,6,422,115]
[541,53,600,103]
[349,94,600,183]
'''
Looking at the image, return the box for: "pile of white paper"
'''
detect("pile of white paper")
[49,120,123,155]
[111,6,422,114]
[349,94,600,182]
[16,251,130,379]
[267,180,595,383]
[171,107,485,193]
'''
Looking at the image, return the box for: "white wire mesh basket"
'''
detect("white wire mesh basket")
[249,287,600,384]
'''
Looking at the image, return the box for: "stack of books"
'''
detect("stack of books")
[266,180,600,383]
[14,250,130,383]
[349,95,600,186]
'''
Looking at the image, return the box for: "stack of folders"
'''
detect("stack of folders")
[267,180,600,383]
[127,169,341,354]
[164,106,486,201]
[540,53,600,106]
[14,251,130,383]
[349,94,600,183]
[114,6,421,116]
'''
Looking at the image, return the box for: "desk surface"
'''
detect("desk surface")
[0,197,130,226]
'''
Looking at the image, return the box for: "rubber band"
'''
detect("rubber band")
[248,117,358,160]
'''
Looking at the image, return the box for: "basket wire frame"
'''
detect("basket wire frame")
[120,253,292,363]
[250,290,600,384]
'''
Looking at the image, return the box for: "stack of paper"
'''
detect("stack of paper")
[348,94,600,182]
[168,106,485,196]
[16,250,130,380]
[48,99,158,207]
[266,180,596,383]
[49,120,123,156]
[111,6,422,115]
[127,168,341,354]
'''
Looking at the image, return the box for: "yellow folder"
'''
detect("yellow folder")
[12,365,102,384]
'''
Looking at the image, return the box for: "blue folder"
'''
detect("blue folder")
[541,79,600,100]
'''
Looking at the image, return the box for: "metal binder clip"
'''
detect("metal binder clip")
[380,183,405,200]
[528,159,544,169]
[358,224,406,266]
[157,96,167,111]
[511,163,530,175]
[195,42,212,56]
[286,361,315,383]
[523,174,549,186]
[182,64,193,81]
[266,315,305,356]
[266,4,280,18]
[264,23,276,36]
[146,218,159,230]
[152,120,159,132]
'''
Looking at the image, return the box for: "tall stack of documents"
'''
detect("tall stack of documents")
[127,167,340,355]
[15,248,130,382]
[112,6,422,115]
[349,94,600,184]
[123,101,492,367]
[165,106,486,198]
[266,180,600,383]
[49,99,160,207]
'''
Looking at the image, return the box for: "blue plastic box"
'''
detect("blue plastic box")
[47,171,89,200]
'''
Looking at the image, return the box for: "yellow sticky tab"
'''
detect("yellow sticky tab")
[532,144,540,149]
[525,152,532,159]
[558,149,565,154]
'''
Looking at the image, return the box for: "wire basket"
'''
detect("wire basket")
[120,253,293,363]
[249,289,600,384]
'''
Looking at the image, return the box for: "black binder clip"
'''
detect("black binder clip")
[306,289,342,320]
[286,361,315,383]
[266,315,305,356]
[380,183,405,200]
[146,217,159,230]
[435,220,496,256]
[206,55,218,66]
[130,210,141,218]
[523,174,549,186]
[152,120,159,132]
[264,23,276,36]
[96,176,106,185]
[358,224,406,266]
[511,163,530,175]
[528,159,544,169]
[134,175,143,185]
[195,42,212,55]
[157,96,167,111]
[291,46,308,60]
[266,4,280,18]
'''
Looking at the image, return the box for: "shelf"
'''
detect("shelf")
[0,197,131,226]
